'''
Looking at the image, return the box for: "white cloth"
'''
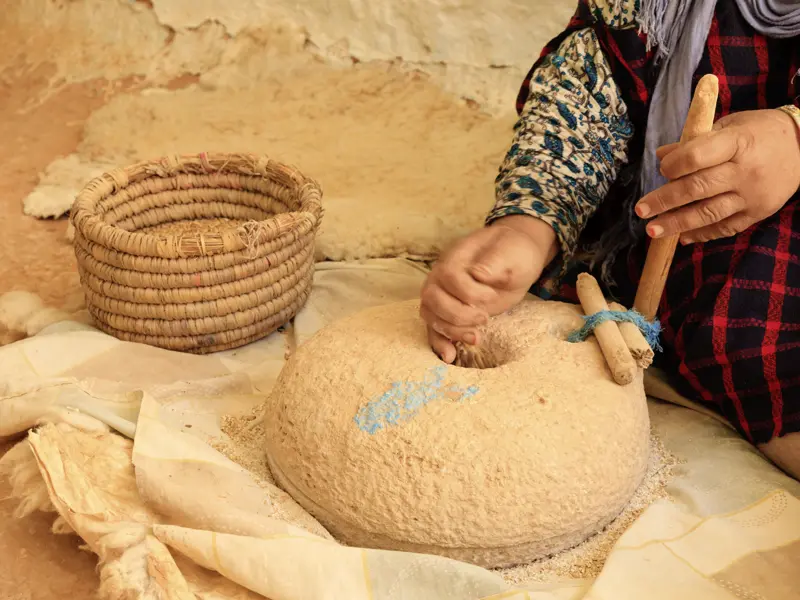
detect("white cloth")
[2,258,799,599]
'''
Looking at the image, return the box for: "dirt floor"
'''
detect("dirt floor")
[0,65,121,598]
[0,443,99,599]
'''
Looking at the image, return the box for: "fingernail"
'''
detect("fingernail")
[463,332,477,345]
[442,348,456,363]
[636,203,650,218]
[680,236,692,246]
[648,224,664,238]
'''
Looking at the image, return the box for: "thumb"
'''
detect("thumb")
[466,231,518,288]
[469,256,512,288]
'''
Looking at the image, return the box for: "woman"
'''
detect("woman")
[420,0,800,478]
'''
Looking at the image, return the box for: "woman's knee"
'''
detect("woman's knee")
[759,432,800,481]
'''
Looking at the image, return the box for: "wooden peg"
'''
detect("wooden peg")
[633,74,720,321]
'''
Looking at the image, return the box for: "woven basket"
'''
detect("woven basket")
[71,152,323,354]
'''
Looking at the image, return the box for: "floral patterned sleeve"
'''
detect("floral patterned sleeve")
[487,27,634,272]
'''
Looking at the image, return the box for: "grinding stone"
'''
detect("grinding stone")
[264,297,650,568]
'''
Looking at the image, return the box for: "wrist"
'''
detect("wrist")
[490,214,559,264]
[777,105,800,191]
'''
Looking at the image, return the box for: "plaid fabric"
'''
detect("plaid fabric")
[528,0,800,445]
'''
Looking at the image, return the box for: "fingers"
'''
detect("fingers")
[418,281,486,346]
[656,142,680,160]
[643,112,760,245]
[436,264,497,310]
[427,326,456,364]
[646,192,745,238]
[679,213,757,245]
[636,163,737,219]
[419,281,488,328]
[419,304,480,344]
[658,128,740,180]
[420,222,549,357]
[418,230,498,351]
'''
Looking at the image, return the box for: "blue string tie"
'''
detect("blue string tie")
[567,309,663,352]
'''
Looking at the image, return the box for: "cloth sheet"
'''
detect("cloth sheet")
[1,258,799,600]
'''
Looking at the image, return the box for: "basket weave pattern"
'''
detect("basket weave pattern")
[71,153,323,353]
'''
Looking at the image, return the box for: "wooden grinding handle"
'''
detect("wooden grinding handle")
[633,74,720,321]
[576,273,637,386]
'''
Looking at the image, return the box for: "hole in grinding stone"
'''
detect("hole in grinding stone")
[452,332,512,369]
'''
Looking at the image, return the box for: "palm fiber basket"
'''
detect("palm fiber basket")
[71,152,323,354]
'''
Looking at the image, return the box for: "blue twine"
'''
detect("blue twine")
[567,309,663,352]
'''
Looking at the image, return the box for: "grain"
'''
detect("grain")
[210,405,274,486]
[211,404,338,539]
[214,408,676,584]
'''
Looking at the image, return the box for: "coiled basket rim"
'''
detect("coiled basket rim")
[69,152,323,354]
[70,152,323,258]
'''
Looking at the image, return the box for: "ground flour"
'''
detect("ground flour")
[214,405,676,584]
[497,434,676,583]
[212,409,276,487]
[211,409,335,536]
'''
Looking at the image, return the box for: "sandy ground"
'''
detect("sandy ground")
[0,65,110,306]
[0,65,124,598]
[0,55,209,595]
[0,443,98,599]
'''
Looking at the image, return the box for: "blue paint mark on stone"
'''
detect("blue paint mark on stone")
[353,366,479,435]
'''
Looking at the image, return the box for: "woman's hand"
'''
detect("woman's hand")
[635,109,800,244]
[420,215,557,363]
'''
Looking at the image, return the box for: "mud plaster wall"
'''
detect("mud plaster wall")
[4,0,575,115]
[9,0,581,275]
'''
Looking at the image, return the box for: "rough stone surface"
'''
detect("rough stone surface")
[265,297,651,568]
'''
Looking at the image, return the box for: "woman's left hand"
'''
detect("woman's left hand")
[635,108,800,244]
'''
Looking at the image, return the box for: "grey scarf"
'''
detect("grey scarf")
[589,0,800,286]
[641,0,800,195]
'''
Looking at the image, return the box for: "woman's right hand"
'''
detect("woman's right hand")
[419,215,558,363]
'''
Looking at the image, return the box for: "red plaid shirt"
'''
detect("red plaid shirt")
[512,0,800,444]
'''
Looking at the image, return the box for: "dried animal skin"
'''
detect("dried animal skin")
[9,424,191,599]
[0,290,70,347]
